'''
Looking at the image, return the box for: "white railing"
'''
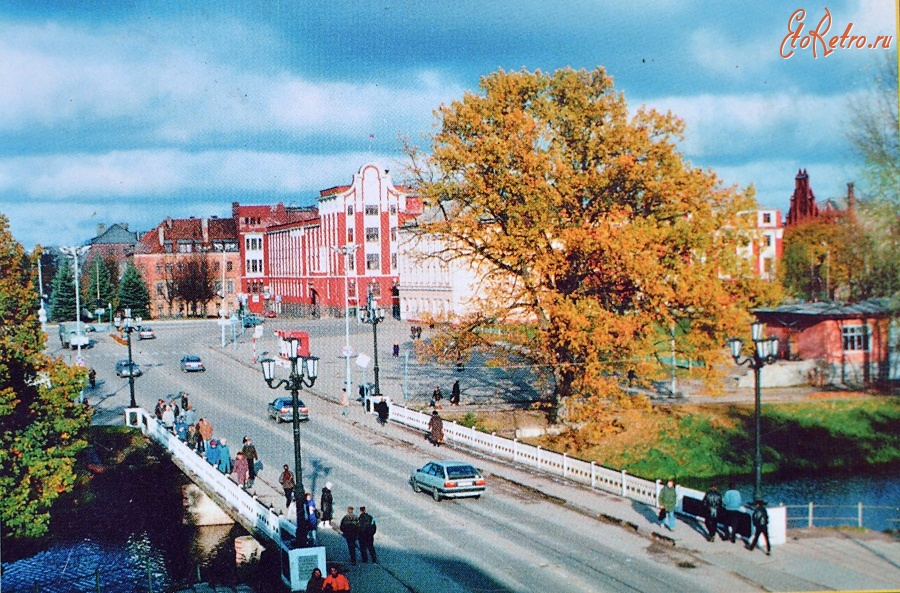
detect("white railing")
[389,404,787,544]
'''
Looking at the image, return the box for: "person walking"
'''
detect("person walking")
[232,451,250,489]
[341,387,349,416]
[182,404,196,427]
[279,464,296,508]
[88,368,96,389]
[206,439,221,468]
[161,404,175,433]
[322,566,351,592]
[339,506,360,564]
[431,386,443,408]
[722,482,743,543]
[217,438,232,474]
[746,500,771,555]
[305,567,325,593]
[658,478,677,531]
[242,437,259,487]
[428,410,444,446]
[175,415,188,442]
[187,424,202,455]
[320,482,334,528]
[450,380,461,405]
[304,492,319,544]
[373,397,389,425]
[392,342,399,357]
[155,398,165,420]
[702,484,724,542]
[358,505,377,563]
[197,418,213,454]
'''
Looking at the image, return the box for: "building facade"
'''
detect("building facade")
[736,209,784,281]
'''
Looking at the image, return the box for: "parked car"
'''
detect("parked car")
[115,359,143,378]
[410,461,486,501]
[268,396,309,423]
[83,323,97,333]
[139,327,155,340]
[180,355,205,372]
[263,310,277,318]
[243,315,263,328]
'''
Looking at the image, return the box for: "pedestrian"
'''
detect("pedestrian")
[341,387,349,417]
[186,424,201,454]
[197,418,213,453]
[702,484,724,542]
[206,439,221,468]
[242,437,259,487]
[180,391,189,412]
[722,482,743,543]
[217,438,232,474]
[657,478,677,531]
[88,368,96,389]
[182,404,196,427]
[746,500,771,555]
[279,464,296,508]
[428,410,444,446]
[358,505,377,563]
[392,342,399,357]
[168,397,180,419]
[322,566,350,592]
[305,567,325,593]
[175,415,188,441]
[304,492,319,544]
[450,380,461,405]
[161,404,175,433]
[339,506,359,564]
[233,451,250,489]
[320,482,334,528]
[155,399,165,420]
[431,386,443,408]
[374,397,389,425]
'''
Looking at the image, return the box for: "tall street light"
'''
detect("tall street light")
[727,321,779,502]
[60,245,90,358]
[359,286,385,396]
[333,243,358,402]
[114,308,142,408]
[260,339,318,535]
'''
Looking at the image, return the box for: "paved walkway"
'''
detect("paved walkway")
[204,316,900,593]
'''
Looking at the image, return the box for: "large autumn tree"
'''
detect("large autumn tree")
[406,67,774,422]
[0,214,92,538]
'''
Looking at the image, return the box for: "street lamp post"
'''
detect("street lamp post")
[727,321,779,502]
[259,340,318,535]
[333,243,358,402]
[114,308,142,408]
[359,287,385,396]
[60,245,90,358]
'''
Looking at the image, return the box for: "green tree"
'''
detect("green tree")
[117,260,150,318]
[406,67,769,422]
[0,214,92,538]
[48,257,77,322]
[84,255,116,315]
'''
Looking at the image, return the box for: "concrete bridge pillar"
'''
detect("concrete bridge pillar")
[183,483,235,526]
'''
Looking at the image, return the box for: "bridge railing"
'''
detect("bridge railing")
[388,403,787,544]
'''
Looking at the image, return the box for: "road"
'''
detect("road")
[67,319,894,593]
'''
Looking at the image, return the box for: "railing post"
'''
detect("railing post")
[858,502,863,528]
[513,438,518,462]
[808,502,814,528]
[590,461,596,488]
[621,470,627,497]
[536,446,541,469]
[491,432,496,455]
[562,453,567,478]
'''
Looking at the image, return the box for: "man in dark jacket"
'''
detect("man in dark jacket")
[339,506,359,564]
[746,500,771,555]
[242,437,259,487]
[702,485,724,542]
[358,505,377,563]
[320,482,334,527]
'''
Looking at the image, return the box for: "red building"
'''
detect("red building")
[234,164,422,316]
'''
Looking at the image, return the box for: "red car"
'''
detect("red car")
[264,310,277,318]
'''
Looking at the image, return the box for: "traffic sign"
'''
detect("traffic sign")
[75,355,86,367]
[341,345,354,358]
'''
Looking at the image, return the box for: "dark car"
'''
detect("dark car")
[180,355,205,372]
[410,461,486,501]
[268,397,309,422]
[115,359,143,378]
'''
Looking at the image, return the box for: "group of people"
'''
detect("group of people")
[430,379,461,409]
[658,479,771,555]
[338,505,378,565]
[154,394,262,490]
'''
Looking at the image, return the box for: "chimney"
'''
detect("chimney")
[158,225,165,245]
[97,223,107,236]
[847,182,856,211]
[202,218,209,243]
[166,217,173,229]
[121,223,129,231]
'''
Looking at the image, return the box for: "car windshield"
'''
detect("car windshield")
[185,356,200,362]
[446,465,478,479]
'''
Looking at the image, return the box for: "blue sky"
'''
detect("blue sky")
[1,1,896,248]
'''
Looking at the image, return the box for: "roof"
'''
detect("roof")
[319,185,352,198]
[753,298,895,321]
[88,223,138,245]
[135,217,237,254]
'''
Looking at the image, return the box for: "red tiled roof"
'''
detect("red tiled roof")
[136,217,237,254]
[319,185,351,197]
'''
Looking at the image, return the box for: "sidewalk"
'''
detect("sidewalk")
[212,317,900,592]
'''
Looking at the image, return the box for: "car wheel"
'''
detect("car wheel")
[412,479,421,493]
[474,495,481,499]
[432,488,442,502]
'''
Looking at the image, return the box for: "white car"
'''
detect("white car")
[139,327,155,340]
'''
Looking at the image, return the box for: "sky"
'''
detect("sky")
[1,1,897,249]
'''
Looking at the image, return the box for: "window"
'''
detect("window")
[842,325,870,351]
[348,256,355,271]
[348,283,356,298]
[164,242,172,253]
[226,261,233,272]
[762,212,772,224]
[226,280,234,294]
[178,243,193,253]
[347,205,354,216]
[391,254,398,269]
[365,205,379,216]
[390,205,397,215]
[365,227,379,242]
[246,238,251,250]
[165,263,173,274]
[156,262,162,274]
[156,282,165,296]
[347,228,354,243]
[390,227,397,242]
[366,253,380,270]
[214,262,220,272]
[764,234,772,247]
[214,280,222,294]
[369,282,381,298]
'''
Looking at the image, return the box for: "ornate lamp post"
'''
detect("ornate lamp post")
[114,308,142,408]
[727,321,779,502]
[259,339,318,532]
[359,287,385,396]
[333,243,358,403]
